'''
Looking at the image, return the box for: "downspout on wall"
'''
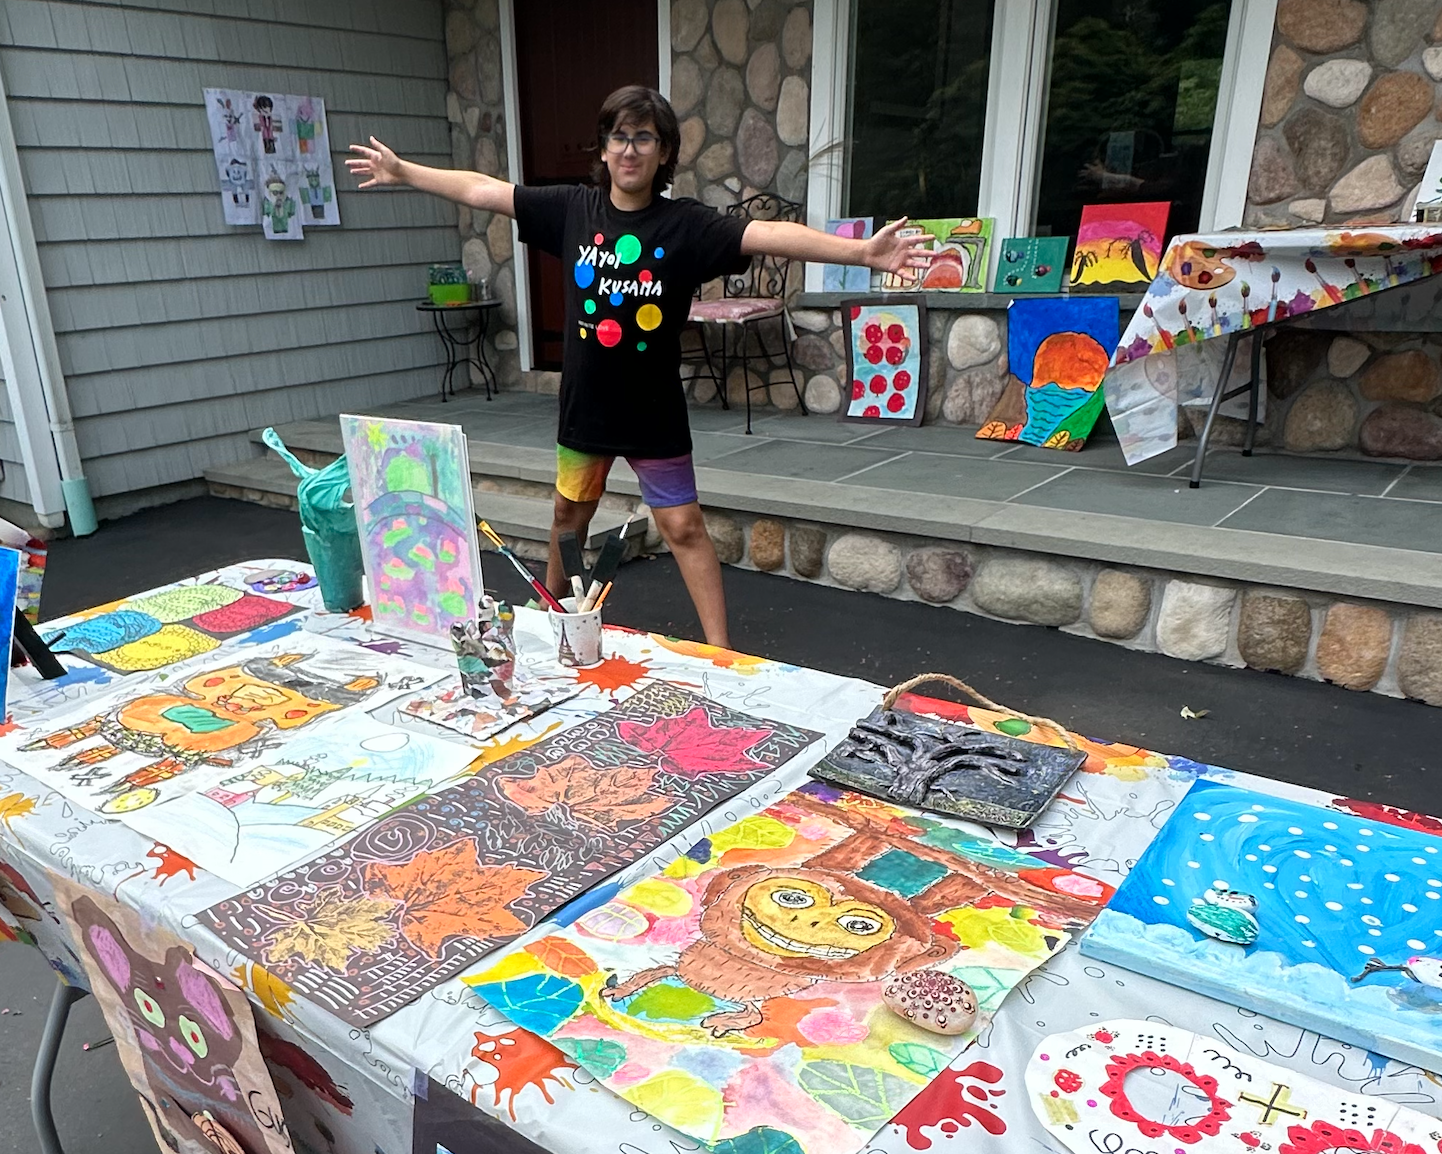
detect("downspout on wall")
[0,62,96,535]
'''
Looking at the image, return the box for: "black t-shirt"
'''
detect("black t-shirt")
[513,184,751,458]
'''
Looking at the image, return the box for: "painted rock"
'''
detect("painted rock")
[1185,884,1261,946]
[882,970,978,1036]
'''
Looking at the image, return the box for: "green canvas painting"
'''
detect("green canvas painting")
[993,237,1069,294]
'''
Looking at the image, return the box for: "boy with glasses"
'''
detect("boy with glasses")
[349,86,928,648]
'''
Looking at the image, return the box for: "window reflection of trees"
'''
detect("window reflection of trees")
[845,0,996,221]
[1037,1,1233,245]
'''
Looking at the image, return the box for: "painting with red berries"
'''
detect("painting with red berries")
[840,299,929,426]
[199,682,820,1027]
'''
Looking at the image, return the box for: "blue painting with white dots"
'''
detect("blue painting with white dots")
[1081,778,1442,1072]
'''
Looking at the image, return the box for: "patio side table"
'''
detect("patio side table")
[416,299,500,402]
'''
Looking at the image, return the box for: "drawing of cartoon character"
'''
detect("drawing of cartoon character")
[294,97,317,155]
[70,894,268,1154]
[221,157,254,210]
[252,95,281,154]
[23,653,380,812]
[262,171,296,236]
[302,167,332,220]
[216,95,243,145]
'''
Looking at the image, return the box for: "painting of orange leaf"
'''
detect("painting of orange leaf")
[524,935,597,978]
[498,756,673,829]
[263,890,396,971]
[362,839,544,959]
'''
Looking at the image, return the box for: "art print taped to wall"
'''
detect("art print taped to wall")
[199,683,820,1026]
[340,415,483,648]
[54,875,292,1154]
[204,88,338,231]
[841,300,929,425]
[1082,779,1442,1073]
[978,297,1119,450]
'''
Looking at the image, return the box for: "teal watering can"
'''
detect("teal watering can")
[261,428,364,612]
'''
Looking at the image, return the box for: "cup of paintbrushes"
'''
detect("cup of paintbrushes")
[548,597,602,667]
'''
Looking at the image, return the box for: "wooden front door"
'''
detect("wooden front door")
[514,0,659,370]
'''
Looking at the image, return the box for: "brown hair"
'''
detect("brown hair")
[591,85,679,197]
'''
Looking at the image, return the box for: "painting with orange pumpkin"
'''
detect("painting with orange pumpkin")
[977,298,1119,450]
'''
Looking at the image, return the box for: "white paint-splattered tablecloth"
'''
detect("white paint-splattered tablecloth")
[2,560,1437,1154]
[1104,225,1442,465]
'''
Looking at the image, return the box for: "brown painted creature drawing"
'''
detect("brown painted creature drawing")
[602,861,962,1037]
[55,877,291,1154]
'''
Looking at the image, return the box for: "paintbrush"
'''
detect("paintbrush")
[558,530,588,587]
[578,513,638,611]
[594,581,614,610]
[477,520,567,613]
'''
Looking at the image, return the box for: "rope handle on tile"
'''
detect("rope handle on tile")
[880,672,1081,752]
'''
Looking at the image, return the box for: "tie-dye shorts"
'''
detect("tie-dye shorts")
[555,445,698,509]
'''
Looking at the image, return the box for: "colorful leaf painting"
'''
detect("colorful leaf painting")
[200,683,819,1027]
[797,1061,914,1128]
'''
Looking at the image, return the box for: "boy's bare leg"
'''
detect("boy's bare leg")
[548,491,599,600]
[650,502,729,648]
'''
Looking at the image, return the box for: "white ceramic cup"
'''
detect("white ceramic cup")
[549,597,602,667]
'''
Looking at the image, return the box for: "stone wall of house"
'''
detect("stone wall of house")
[783,306,1018,425]
[668,0,812,209]
[1248,0,1442,227]
[691,510,1442,706]
[1264,325,1442,457]
[443,0,523,391]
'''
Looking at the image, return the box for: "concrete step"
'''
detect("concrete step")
[204,455,646,552]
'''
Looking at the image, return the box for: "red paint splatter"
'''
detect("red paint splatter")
[894,693,972,722]
[1054,1069,1083,1093]
[348,605,373,622]
[892,1061,1007,1150]
[469,1030,576,1120]
[574,653,651,693]
[1333,798,1442,836]
[1093,1029,1114,1044]
[0,717,19,736]
[148,842,196,885]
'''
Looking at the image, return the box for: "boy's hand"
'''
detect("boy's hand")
[345,137,404,188]
[863,217,933,284]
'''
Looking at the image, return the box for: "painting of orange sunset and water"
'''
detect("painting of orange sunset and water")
[1070,202,1170,292]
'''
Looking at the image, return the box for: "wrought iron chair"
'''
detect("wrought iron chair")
[684,192,808,433]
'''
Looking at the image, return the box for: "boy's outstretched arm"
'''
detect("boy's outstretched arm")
[345,136,516,217]
[740,217,932,283]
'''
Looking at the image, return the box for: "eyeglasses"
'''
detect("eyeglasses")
[605,131,660,156]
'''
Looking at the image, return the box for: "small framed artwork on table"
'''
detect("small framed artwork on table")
[839,298,929,426]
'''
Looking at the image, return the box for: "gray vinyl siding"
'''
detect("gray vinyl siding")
[0,0,458,499]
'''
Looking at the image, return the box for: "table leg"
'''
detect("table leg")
[1188,332,1241,489]
[1243,331,1263,457]
[32,978,86,1154]
[474,310,496,400]
[430,311,460,403]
